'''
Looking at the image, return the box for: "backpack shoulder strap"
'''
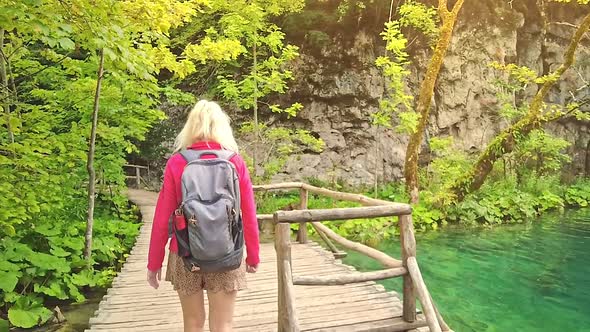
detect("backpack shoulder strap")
[180,149,236,163]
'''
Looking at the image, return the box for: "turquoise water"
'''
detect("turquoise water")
[344,209,590,332]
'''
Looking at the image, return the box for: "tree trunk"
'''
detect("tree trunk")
[373,1,396,197]
[252,33,259,177]
[84,49,105,261]
[404,0,465,203]
[585,139,590,178]
[450,12,590,201]
[0,29,14,144]
[537,0,550,77]
[7,56,17,102]
[374,125,380,197]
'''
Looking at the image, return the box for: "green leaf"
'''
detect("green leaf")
[58,37,75,50]
[0,260,20,271]
[8,242,34,261]
[25,251,70,273]
[34,281,68,300]
[71,269,97,287]
[64,277,85,303]
[3,292,21,303]
[23,0,43,5]
[50,246,71,257]
[35,223,62,236]
[1,224,15,236]
[9,116,22,131]
[0,270,20,293]
[0,318,8,332]
[8,301,52,328]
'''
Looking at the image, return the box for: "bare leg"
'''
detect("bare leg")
[179,291,206,332]
[207,290,237,332]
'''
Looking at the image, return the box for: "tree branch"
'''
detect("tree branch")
[541,98,589,123]
[5,44,25,60]
[451,0,465,15]
[529,12,590,118]
[0,28,14,144]
[438,0,449,17]
[14,53,71,85]
[550,22,578,29]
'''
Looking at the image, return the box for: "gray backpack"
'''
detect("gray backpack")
[172,149,244,273]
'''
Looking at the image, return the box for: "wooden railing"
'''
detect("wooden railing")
[123,164,149,188]
[253,182,451,332]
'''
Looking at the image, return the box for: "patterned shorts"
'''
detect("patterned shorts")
[165,251,247,296]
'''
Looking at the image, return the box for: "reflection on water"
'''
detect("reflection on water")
[14,292,103,332]
[344,209,590,332]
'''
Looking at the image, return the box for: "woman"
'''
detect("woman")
[147,100,260,332]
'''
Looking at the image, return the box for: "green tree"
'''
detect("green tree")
[449,6,590,201]
[373,0,464,204]
[168,0,324,181]
[0,0,228,327]
[403,0,465,204]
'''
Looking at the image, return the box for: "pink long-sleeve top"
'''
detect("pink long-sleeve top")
[147,141,260,271]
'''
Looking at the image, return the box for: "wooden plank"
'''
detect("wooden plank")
[88,302,400,331]
[93,296,398,326]
[97,294,398,318]
[91,306,400,330]
[112,263,346,282]
[293,267,407,286]
[97,294,394,321]
[101,283,383,307]
[98,291,397,316]
[275,205,412,223]
[303,315,429,332]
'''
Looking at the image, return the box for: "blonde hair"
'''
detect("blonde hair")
[173,100,239,153]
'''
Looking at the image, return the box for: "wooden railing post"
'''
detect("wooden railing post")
[399,214,417,323]
[135,166,141,188]
[296,188,308,243]
[274,218,299,332]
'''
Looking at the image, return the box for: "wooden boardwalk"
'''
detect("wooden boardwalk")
[86,189,427,332]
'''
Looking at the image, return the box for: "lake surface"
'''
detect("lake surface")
[344,209,590,332]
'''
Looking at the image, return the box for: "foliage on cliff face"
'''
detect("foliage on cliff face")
[372,0,589,204]
[449,8,590,202]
